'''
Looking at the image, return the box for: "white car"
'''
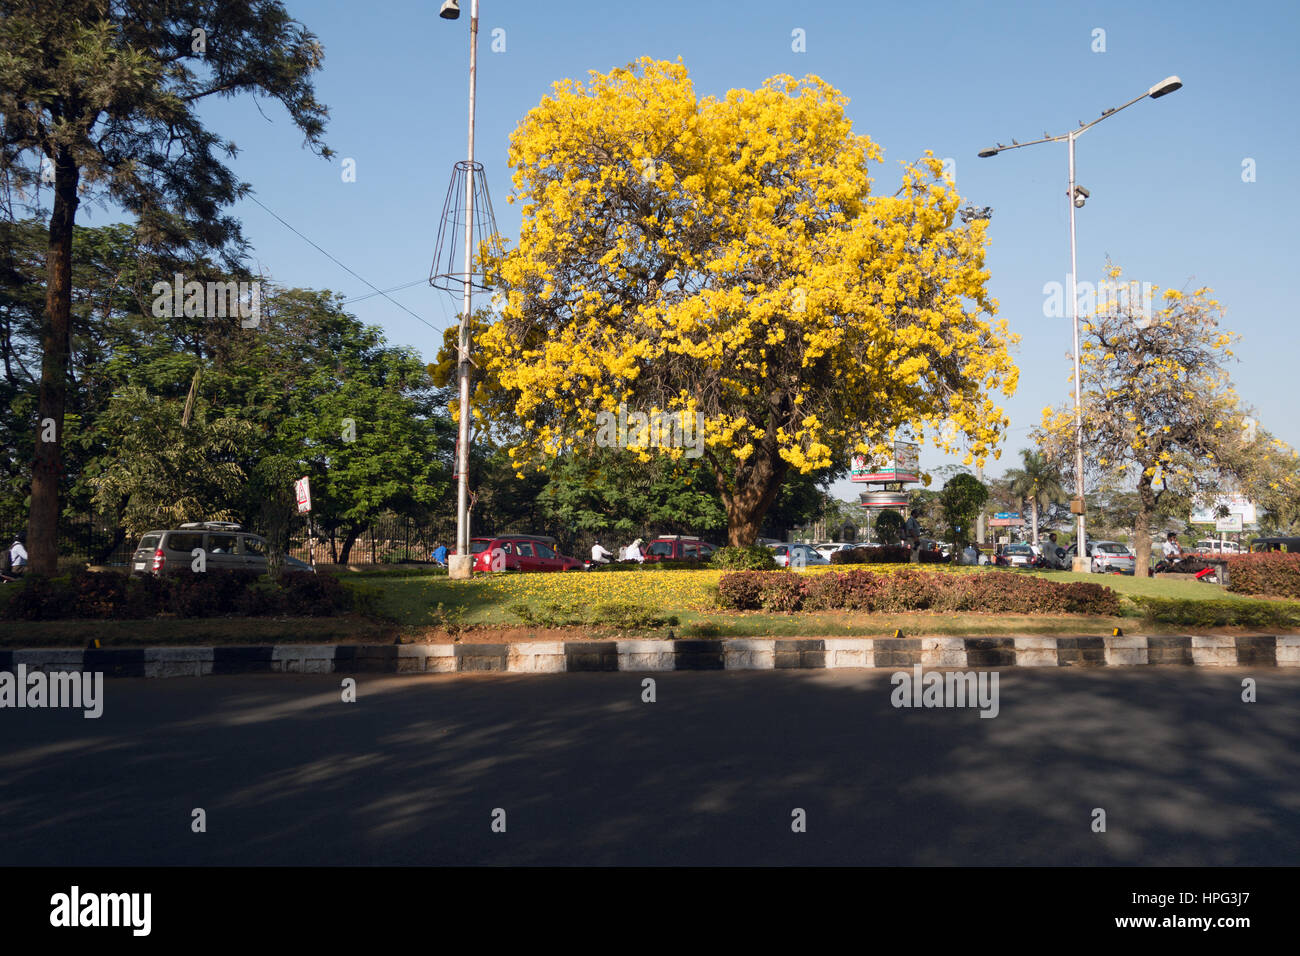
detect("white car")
[1091,540,1136,574]
[770,543,830,568]
[813,542,854,561]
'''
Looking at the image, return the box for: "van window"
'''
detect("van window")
[241,536,266,557]
[207,534,237,554]
[648,541,674,557]
[535,543,556,559]
[137,534,161,552]
[166,532,203,552]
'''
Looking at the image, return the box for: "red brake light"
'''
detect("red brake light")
[152,548,165,571]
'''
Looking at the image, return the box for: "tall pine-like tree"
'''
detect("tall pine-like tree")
[0,0,331,572]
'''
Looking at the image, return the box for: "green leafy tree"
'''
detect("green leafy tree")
[939,473,987,547]
[0,0,331,572]
[89,384,257,535]
[1004,449,1064,545]
[874,509,903,545]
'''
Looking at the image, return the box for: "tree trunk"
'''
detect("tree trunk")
[718,449,788,546]
[337,526,361,563]
[1030,498,1039,545]
[1133,474,1155,579]
[27,149,80,575]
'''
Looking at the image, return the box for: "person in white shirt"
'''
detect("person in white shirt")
[8,533,27,578]
[590,539,612,564]
[623,538,644,563]
[1162,533,1182,562]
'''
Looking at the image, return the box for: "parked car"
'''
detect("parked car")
[468,534,584,573]
[813,542,855,561]
[994,542,1039,568]
[769,543,830,568]
[1090,540,1136,574]
[642,535,718,562]
[130,522,316,576]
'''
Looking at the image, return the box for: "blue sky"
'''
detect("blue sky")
[145,0,1299,498]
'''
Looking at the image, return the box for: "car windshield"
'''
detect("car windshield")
[1098,544,1129,554]
[1006,544,1032,554]
[469,540,492,554]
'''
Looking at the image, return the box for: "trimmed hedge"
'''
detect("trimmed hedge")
[716,568,1120,616]
[1226,553,1300,598]
[0,568,356,621]
[709,545,778,571]
[829,545,948,565]
[1131,595,1300,629]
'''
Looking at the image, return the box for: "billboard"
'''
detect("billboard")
[1189,495,1256,528]
[851,440,920,483]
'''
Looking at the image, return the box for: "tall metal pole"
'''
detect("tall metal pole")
[1067,131,1088,571]
[449,0,479,580]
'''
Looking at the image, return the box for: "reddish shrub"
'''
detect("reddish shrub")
[716,571,769,610]
[1226,553,1300,598]
[804,569,883,610]
[875,568,942,611]
[758,573,808,613]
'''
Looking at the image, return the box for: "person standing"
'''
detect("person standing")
[902,510,922,563]
[9,532,28,578]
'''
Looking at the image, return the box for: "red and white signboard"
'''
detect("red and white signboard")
[295,476,312,514]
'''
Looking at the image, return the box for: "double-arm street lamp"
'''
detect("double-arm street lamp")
[977,75,1182,570]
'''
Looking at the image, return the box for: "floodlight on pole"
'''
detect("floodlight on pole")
[976,77,1181,572]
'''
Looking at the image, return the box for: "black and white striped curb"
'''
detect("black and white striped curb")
[2,635,1297,677]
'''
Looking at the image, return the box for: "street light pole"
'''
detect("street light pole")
[977,76,1181,572]
[443,0,479,580]
[1067,130,1086,568]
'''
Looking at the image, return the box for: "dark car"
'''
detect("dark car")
[642,535,718,562]
[468,534,584,573]
[131,522,316,576]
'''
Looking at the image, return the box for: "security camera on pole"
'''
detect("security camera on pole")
[977,76,1182,571]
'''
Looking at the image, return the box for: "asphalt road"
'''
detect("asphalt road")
[1,669,1297,865]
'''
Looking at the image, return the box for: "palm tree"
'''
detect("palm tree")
[1005,449,1065,545]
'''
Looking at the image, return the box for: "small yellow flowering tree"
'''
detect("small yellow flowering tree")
[1036,268,1257,575]
[480,58,1017,544]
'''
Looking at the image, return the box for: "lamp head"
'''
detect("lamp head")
[439,0,461,19]
[977,147,999,158]
[1149,75,1182,98]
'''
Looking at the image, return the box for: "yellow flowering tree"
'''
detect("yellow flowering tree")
[1035,267,1256,575]
[479,58,1017,544]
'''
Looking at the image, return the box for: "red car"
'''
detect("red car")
[642,535,718,562]
[467,534,583,573]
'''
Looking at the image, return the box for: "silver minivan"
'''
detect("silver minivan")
[130,522,315,576]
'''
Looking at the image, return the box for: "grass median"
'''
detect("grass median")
[4,564,1297,647]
